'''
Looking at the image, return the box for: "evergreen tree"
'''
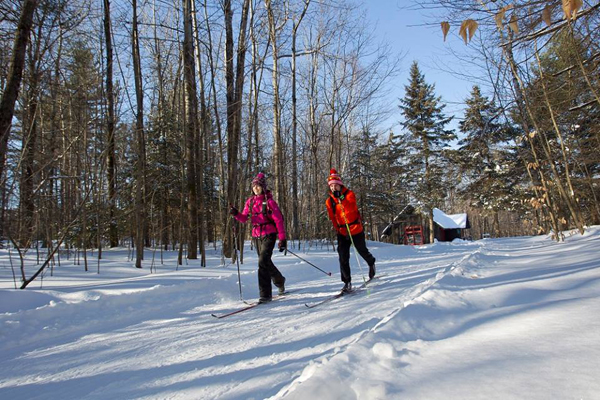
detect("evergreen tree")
[456,85,517,236]
[373,130,410,241]
[399,61,454,242]
[348,128,378,237]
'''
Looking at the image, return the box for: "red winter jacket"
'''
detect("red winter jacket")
[326,187,363,236]
[234,192,286,240]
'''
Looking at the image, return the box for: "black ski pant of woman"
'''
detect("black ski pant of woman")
[254,233,285,298]
[337,230,376,284]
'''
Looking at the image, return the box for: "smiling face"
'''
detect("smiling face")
[329,183,341,192]
[252,184,263,195]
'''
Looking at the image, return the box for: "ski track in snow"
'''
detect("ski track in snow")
[0,242,479,399]
[1,229,599,399]
[274,248,482,399]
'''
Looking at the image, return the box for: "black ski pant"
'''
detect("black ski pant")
[337,231,376,284]
[253,233,285,298]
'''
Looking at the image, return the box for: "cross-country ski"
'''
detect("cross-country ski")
[304,276,381,309]
[210,291,295,319]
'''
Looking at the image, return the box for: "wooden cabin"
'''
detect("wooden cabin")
[433,208,470,242]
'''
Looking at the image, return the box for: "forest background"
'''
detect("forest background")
[0,0,599,287]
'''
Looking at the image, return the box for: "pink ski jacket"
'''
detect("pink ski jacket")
[234,192,286,240]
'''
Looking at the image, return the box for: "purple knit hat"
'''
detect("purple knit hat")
[251,172,267,190]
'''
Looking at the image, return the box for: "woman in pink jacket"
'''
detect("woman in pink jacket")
[230,173,287,302]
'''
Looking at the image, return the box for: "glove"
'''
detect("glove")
[229,206,238,216]
[278,239,287,252]
[332,190,342,198]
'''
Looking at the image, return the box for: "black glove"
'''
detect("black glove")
[333,190,342,198]
[229,206,238,216]
[278,239,287,252]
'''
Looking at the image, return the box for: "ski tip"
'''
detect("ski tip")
[210,313,219,318]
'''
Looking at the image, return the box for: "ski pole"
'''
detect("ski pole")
[336,197,368,286]
[285,249,332,276]
[230,213,244,301]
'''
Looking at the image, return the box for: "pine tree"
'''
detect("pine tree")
[348,128,378,238]
[456,85,516,237]
[399,61,454,243]
[373,131,409,240]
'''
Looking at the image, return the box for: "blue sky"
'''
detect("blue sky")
[362,0,477,135]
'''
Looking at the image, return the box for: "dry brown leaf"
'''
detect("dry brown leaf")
[542,5,552,26]
[459,20,468,44]
[458,19,478,44]
[495,10,506,30]
[441,21,450,41]
[569,0,582,20]
[562,0,583,20]
[495,4,514,30]
[508,13,519,33]
[467,19,478,41]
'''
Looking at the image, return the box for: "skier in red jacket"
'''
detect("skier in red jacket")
[230,173,286,303]
[325,169,376,292]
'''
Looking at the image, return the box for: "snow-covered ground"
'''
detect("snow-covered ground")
[1,227,599,400]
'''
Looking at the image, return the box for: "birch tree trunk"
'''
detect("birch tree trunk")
[502,32,561,239]
[533,42,585,234]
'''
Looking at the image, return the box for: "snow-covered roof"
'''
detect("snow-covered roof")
[433,208,468,229]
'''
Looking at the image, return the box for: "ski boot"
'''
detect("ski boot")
[341,282,352,293]
[369,263,376,280]
[276,277,286,295]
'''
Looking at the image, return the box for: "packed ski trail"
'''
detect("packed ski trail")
[0,242,466,399]
[1,229,600,399]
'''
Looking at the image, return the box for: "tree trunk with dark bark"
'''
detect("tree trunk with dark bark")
[0,0,38,187]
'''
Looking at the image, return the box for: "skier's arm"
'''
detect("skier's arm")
[326,198,338,231]
[234,198,251,223]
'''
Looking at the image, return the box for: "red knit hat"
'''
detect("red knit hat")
[252,172,267,190]
[327,169,343,186]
